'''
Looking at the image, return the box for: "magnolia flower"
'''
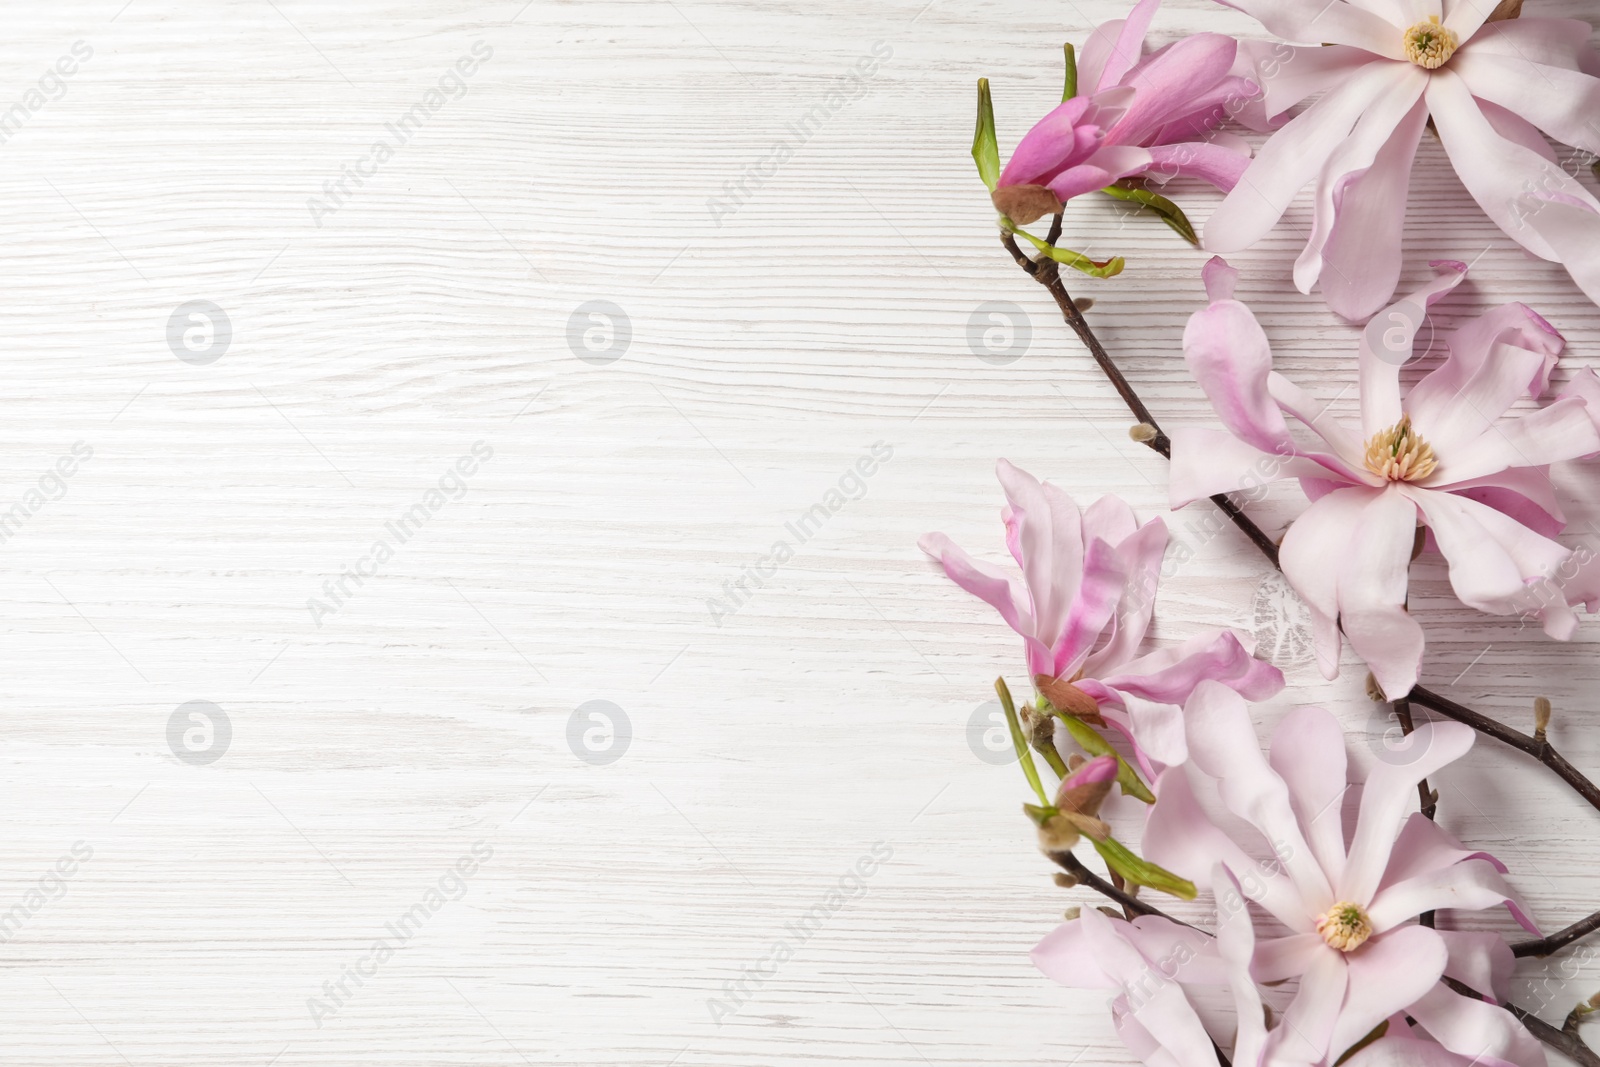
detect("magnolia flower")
[921,460,1282,771]
[1170,259,1600,698]
[991,0,1257,224]
[1143,681,1543,1067]
[1206,0,1600,320]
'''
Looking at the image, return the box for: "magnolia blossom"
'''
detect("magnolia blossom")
[1169,259,1600,698]
[921,460,1282,771]
[1140,681,1542,1066]
[1206,0,1600,320]
[991,0,1257,224]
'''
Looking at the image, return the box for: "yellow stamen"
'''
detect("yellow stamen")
[1404,16,1459,69]
[1364,415,1437,482]
[1316,902,1373,952]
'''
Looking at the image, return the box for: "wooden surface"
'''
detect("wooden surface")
[2,0,1599,1063]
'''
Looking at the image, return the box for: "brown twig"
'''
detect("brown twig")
[1047,850,1193,927]
[1514,910,1600,959]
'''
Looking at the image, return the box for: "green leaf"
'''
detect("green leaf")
[1002,220,1125,279]
[1334,1022,1389,1066]
[1052,713,1156,804]
[996,678,1049,807]
[1099,183,1199,245]
[972,78,999,192]
[1091,836,1197,900]
[1061,43,1078,102]
[1022,803,1058,827]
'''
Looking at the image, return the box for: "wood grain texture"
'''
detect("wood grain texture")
[1,0,1598,1063]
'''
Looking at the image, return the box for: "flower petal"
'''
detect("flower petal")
[1096,0,1162,91]
[1408,301,1566,448]
[1338,487,1427,700]
[1218,0,1408,56]
[1109,34,1241,146]
[1368,858,1537,934]
[1465,17,1600,71]
[1185,681,1334,909]
[997,97,1098,189]
[1182,276,1295,453]
[1358,261,1468,438]
[1318,97,1430,322]
[1145,764,1314,930]
[1252,932,1325,983]
[1328,925,1449,1061]
[1341,720,1475,905]
[1238,41,1376,120]
[1204,61,1398,252]
[1437,929,1516,1005]
[1090,629,1285,705]
[1517,196,1600,315]
[1045,144,1155,201]
[1294,65,1427,305]
[1265,949,1349,1064]
[996,459,1083,665]
[1280,486,1389,682]
[1406,983,1545,1067]
[1269,706,1350,889]
[1405,487,1572,615]
[1452,50,1600,157]
[1146,140,1251,190]
[919,531,1041,657]
[1052,537,1128,677]
[1428,394,1600,486]
[1083,518,1167,673]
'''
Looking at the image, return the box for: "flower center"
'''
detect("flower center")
[1403,16,1459,69]
[1363,415,1437,482]
[1316,902,1373,952]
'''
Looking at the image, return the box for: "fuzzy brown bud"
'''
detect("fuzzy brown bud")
[1036,674,1105,725]
[1534,697,1552,742]
[992,184,1064,226]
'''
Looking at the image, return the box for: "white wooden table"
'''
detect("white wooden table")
[2,1,1598,1063]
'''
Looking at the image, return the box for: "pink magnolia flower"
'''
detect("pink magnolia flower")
[1143,682,1542,1067]
[1170,259,1600,699]
[991,0,1258,224]
[920,459,1282,771]
[1206,0,1600,320]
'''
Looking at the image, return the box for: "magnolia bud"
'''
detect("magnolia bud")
[1036,674,1104,725]
[1061,905,1081,921]
[1128,423,1158,444]
[1365,673,1385,703]
[1535,697,1552,742]
[992,184,1065,226]
[1053,872,1078,889]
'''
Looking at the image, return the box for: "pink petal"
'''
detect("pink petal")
[1083,519,1167,674]
[1444,468,1566,539]
[1204,60,1396,252]
[1453,50,1600,157]
[1336,487,1426,701]
[1465,17,1600,71]
[1319,97,1430,322]
[1145,765,1313,930]
[1410,340,1560,456]
[1340,720,1475,905]
[1051,537,1127,677]
[996,460,1083,666]
[1428,69,1600,263]
[1108,33,1240,146]
[1269,706,1350,888]
[1378,813,1509,891]
[1518,196,1600,314]
[1268,373,1375,477]
[1266,949,1349,1063]
[1294,65,1427,310]
[1561,366,1600,449]
[1215,867,1269,1066]
[1328,925,1449,1060]
[1440,0,1497,44]
[1405,487,1573,615]
[1030,913,1120,990]
[1044,144,1154,202]
[1218,0,1409,57]
[1184,681,1335,909]
[1089,629,1285,705]
[1429,391,1600,478]
[1238,41,1376,121]
[1181,281,1295,454]
[996,97,1098,188]
[1407,301,1566,445]
[1096,689,1187,770]
[1145,140,1251,191]
[1097,0,1162,91]
[1081,493,1140,549]
[918,531,1043,661]
[1437,929,1516,1005]
[1358,262,1468,438]
[1343,1035,1508,1066]
[1406,983,1546,1067]
[1368,859,1538,934]
[1252,932,1324,983]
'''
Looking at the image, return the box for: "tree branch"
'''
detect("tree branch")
[1514,910,1600,959]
